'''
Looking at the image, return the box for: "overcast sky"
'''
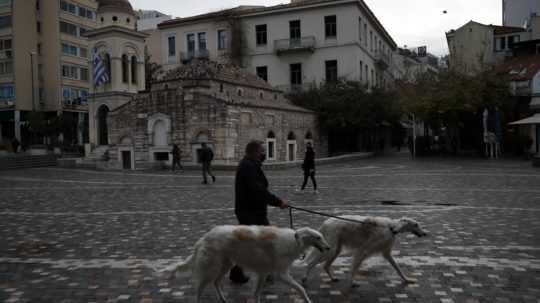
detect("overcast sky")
[130,0,501,56]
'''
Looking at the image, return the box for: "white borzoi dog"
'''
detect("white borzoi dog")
[162,225,330,303]
[301,216,427,287]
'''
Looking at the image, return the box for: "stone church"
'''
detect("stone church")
[86,0,319,170]
[107,60,319,169]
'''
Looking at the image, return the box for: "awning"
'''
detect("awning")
[509,113,540,125]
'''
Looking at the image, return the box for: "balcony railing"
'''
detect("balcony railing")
[275,83,315,94]
[180,49,210,63]
[63,98,88,108]
[374,50,391,70]
[274,36,316,55]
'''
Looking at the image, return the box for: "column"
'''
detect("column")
[78,112,85,145]
[14,110,21,141]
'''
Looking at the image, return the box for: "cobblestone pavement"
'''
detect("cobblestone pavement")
[1,155,540,303]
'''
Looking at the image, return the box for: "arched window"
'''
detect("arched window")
[305,131,313,140]
[237,88,243,96]
[122,54,129,83]
[153,120,167,146]
[219,83,224,93]
[266,131,276,161]
[131,56,137,84]
[287,131,297,162]
[104,53,111,82]
[97,105,110,146]
[287,132,296,140]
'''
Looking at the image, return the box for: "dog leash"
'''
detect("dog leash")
[288,205,369,229]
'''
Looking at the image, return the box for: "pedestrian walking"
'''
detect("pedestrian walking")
[171,144,183,172]
[200,142,215,184]
[229,140,289,284]
[299,142,318,193]
[11,137,20,154]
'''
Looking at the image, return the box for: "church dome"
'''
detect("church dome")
[97,0,135,15]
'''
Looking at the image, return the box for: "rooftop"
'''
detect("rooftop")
[496,54,540,81]
[158,0,397,48]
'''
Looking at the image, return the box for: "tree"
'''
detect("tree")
[144,49,163,90]
[290,81,403,153]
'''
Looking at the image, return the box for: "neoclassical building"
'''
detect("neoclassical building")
[106,60,319,169]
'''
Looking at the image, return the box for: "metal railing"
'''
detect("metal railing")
[274,36,316,54]
[180,49,210,63]
[374,50,391,69]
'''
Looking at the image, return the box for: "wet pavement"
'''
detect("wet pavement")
[1,155,540,302]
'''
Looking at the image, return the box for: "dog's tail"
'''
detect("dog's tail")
[160,254,194,274]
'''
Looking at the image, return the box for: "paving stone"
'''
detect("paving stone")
[0,157,539,302]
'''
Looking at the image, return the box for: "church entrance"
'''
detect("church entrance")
[98,105,109,145]
[122,150,132,169]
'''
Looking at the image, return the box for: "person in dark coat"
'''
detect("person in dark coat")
[11,137,20,154]
[229,140,289,283]
[171,144,183,172]
[199,142,215,184]
[299,142,317,193]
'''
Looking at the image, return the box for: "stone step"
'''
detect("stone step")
[0,155,58,170]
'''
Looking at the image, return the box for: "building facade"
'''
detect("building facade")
[152,0,397,93]
[105,60,319,170]
[0,0,99,147]
[136,9,172,31]
[503,0,540,28]
[446,21,527,74]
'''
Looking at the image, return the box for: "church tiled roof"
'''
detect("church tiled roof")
[161,60,277,91]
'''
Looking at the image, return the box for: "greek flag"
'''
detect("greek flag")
[93,49,109,86]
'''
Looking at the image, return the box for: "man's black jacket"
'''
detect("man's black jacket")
[302,147,315,170]
[235,157,282,218]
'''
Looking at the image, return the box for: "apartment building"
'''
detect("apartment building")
[136,9,172,31]
[503,0,540,28]
[446,21,528,74]
[393,47,439,82]
[0,0,98,145]
[153,0,397,92]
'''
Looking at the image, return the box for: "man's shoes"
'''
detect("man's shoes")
[212,175,216,183]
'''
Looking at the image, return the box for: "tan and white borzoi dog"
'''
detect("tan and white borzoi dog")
[162,225,330,303]
[301,216,427,287]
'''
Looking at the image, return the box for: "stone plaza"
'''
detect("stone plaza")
[1,155,540,302]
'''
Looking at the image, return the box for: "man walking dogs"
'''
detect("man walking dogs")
[200,142,215,184]
[300,142,318,193]
[229,140,289,284]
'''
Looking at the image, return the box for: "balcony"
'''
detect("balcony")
[274,36,316,55]
[374,50,391,70]
[63,98,88,110]
[180,49,210,63]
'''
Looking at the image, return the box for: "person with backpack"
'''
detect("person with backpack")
[200,142,215,184]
